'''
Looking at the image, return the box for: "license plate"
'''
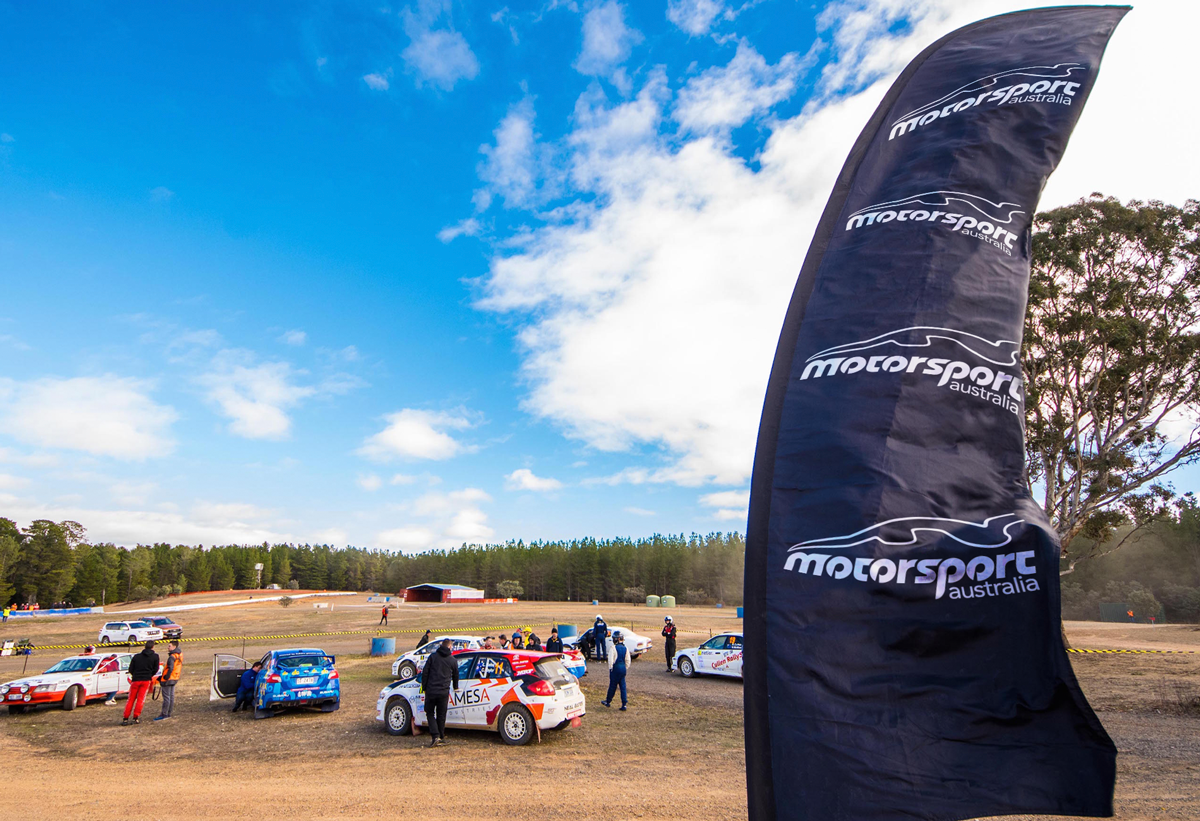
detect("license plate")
[297,677,317,685]
[7,694,19,700]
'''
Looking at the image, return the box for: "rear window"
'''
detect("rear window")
[535,658,575,687]
[276,655,332,670]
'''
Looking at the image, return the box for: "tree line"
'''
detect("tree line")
[0,517,745,607]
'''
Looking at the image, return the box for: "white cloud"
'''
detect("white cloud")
[624,506,655,516]
[376,487,494,551]
[479,98,549,209]
[311,528,347,546]
[279,329,307,346]
[110,480,156,506]
[574,1,642,81]
[358,473,384,491]
[0,133,14,143]
[390,472,419,485]
[0,376,177,460]
[505,468,564,492]
[437,217,482,243]
[674,42,806,133]
[358,408,477,461]
[476,0,1200,490]
[149,186,175,202]
[700,488,749,521]
[666,0,726,36]
[401,0,480,91]
[199,354,316,440]
[0,474,29,491]
[363,71,391,91]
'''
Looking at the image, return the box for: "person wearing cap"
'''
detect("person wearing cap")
[122,640,160,725]
[662,616,678,673]
[154,640,182,721]
[601,631,629,710]
[545,629,563,653]
[592,614,608,661]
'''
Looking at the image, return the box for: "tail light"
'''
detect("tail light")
[328,670,339,679]
[527,679,555,696]
[265,673,281,684]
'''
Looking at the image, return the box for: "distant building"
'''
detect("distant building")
[403,583,485,604]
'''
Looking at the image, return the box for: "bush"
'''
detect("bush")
[86,598,96,607]
[496,580,524,598]
[1062,582,1102,621]
[684,588,709,606]
[148,586,164,601]
[1126,582,1162,622]
[131,585,150,601]
[623,586,645,603]
[1159,584,1200,623]
[286,579,300,590]
[279,596,293,608]
[172,581,185,595]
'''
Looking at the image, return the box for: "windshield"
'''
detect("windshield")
[44,658,98,674]
[129,621,151,628]
[276,655,332,670]
[148,617,171,625]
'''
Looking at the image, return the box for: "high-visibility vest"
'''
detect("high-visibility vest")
[164,651,182,682]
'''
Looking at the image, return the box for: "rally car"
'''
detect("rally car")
[142,616,183,639]
[376,649,585,746]
[392,635,484,680]
[567,625,652,660]
[1,651,133,713]
[98,620,164,645]
[674,632,743,679]
[210,649,340,719]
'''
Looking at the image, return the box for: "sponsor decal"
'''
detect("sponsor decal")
[799,326,1023,414]
[451,687,492,706]
[889,63,1087,140]
[845,191,1025,255]
[783,514,1039,600]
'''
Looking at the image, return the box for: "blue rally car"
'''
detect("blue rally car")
[210,649,340,719]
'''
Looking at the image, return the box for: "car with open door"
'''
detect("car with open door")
[376,649,585,746]
[673,632,743,679]
[2,651,133,713]
[211,649,340,719]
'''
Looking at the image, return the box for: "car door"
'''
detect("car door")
[697,636,727,673]
[444,654,478,726]
[93,655,121,697]
[210,654,251,701]
[723,636,744,678]
[463,654,513,727]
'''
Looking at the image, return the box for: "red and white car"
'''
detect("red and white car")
[376,649,585,745]
[1,652,134,713]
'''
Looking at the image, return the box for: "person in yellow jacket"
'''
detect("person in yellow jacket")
[153,640,182,721]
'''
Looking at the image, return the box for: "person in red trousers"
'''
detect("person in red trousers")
[122,641,160,725]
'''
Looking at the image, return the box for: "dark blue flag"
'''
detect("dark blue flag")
[744,7,1128,821]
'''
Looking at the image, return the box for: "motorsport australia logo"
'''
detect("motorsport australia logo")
[889,62,1087,141]
[799,326,1024,414]
[782,513,1041,600]
[845,191,1025,255]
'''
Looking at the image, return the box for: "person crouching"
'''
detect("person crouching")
[233,661,262,713]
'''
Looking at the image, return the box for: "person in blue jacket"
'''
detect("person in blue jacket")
[592,614,608,661]
[232,661,262,713]
[601,631,629,710]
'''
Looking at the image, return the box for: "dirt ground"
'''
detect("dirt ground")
[1,596,1197,820]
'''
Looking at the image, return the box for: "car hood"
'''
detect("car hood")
[4,672,80,687]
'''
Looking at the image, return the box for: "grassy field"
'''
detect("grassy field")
[1,594,1197,820]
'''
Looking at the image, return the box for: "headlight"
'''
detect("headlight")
[19,685,29,693]
[22,694,31,702]
[0,685,9,695]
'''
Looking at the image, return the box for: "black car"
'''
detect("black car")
[571,628,645,661]
[144,616,183,639]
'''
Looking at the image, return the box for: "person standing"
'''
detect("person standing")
[379,605,389,626]
[499,635,510,650]
[593,615,608,661]
[417,629,431,649]
[545,629,563,653]
[511,632,524,650]
[122,641,160,725]
[482,636,495,649]
[527,631,542,651]
[233,661,262,713]
[154,641,182,721]
[2,605,9,622]
[662,616,677,673]
[420,638,459,748]
[601,631,629,711]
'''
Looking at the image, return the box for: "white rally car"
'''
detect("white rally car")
[674,632,743,679]
[98,621,164,645]
[377,649,585,745]
[391,635,484,680]
[2,652,134,713]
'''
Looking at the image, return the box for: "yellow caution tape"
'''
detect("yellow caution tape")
[1068,648,1197,654]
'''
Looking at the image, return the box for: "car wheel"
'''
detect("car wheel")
[61,685,81,711]
[253,707,272,720]
[631,653,641,661]
[397,661,417,680]
[384,697,412,736]
[128,635,138,645]
[8,705,26,715]
[498,704,535,746]
[678,656,696,678]
[101,636,110,644]
[320,699,340,713]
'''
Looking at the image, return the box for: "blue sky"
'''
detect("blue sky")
[1,0,1197,551]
